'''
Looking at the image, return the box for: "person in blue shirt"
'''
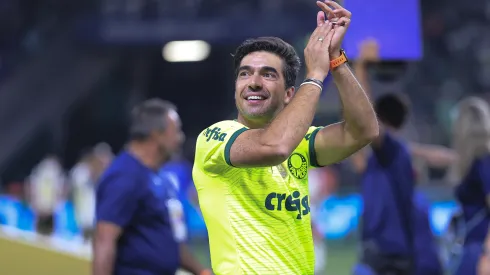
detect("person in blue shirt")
[160,156,194,203]
[412,189,444,275]
[351,40,454,275]
[352,93,419,275]
[448,97,490,275]
[93,98,210,275]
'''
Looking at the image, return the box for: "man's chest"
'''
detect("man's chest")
[226,160,311,221]
[137,175,183,224]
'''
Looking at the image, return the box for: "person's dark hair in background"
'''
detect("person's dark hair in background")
[128,99,184,162]
[129,99,176,139]
[93,98,210,275]
[374,93,410,130]
[350,40,451,275]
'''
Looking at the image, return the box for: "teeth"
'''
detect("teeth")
[247,96,264,100]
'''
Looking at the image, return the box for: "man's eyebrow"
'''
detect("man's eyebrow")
[238,65,279,74]
[238,65,251,72]
[261,66,279,74]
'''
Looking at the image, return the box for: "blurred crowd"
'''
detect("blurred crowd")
[0,143,113,244]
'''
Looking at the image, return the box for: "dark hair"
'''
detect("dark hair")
[129,98,176,141]
[374,93,410,129]
[233,37,301,88]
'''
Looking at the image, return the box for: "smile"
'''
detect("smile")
[246,96,266,100]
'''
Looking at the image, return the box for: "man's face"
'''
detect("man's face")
[235,51,294,124]
[155,110,185,160]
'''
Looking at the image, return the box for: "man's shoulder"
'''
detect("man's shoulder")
[304,126,322,141]
[197,120,247,144]
[98,154,143,187]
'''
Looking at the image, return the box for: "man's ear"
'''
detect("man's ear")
[284,86,295,104]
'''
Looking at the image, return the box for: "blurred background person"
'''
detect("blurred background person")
[448,97,490,275]
[93,99,208,275]
[309,166,339,274]
[70,152,95,242]
[27,154,66,236]
[71,143,112,243]
[350,39,454,275]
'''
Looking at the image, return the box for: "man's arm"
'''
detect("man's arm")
[409,143,456,168]
[93,175,139,275]
[230,84,323,167]
[93,223,121,275]
[349,40,378,173]
[229,18,335,168]
[314,63,379,166]
[179,243,211,275]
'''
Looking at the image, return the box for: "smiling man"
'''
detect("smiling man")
[192,1,379,274]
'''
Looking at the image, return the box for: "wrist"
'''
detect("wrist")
[199,269,213,275]
[305,71,327,82]
[300,78,323,92]
[329,49,342,59]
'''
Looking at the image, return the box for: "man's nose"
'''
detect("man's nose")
[248,74,263,91]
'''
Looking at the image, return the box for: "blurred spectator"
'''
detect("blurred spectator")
[27,155,65,236]
[70,153,96,242]
[71,143,113,242]
[309,166,338,275]
[448,97,490,275]
[91,142,115,183]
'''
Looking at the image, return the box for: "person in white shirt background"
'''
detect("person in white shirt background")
[71,143,113,242]
[309,166,339,274]
[27,154,66,236]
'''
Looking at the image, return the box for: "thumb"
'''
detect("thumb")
[317,11,325,26]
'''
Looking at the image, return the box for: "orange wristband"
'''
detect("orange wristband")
[330,50,348,69]
[200,269,213,275]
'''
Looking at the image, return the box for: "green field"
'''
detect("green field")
[189,239,358,274]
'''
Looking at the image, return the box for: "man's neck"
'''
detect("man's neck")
[127,142,164,171]
[236,115,269,129]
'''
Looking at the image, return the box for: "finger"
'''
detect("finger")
[316,1,334,13]
[332,9,352,19]
[316,11,325,26]
[308,26,322,44]
[333,17,351,28]
[325,0,343,10]
[324,0,352,18]
[324,25,336,47]
[306,26,323,47]
[315,22,333,45]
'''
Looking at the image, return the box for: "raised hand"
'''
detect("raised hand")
[316,0,352,59]
[359,38,380,62]
[304,12,336,81]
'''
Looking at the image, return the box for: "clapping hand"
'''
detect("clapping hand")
[303,12,336,81]
[316,0,352,59]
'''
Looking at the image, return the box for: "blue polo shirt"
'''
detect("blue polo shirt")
[96,151,180,275]
[413,190,443,275]
[455,154,490,243]
[160,159,193,202]
[361,132,415,255]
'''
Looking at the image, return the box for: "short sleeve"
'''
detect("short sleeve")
[194,121,248,174]
[304,126,323,168]
[477,156,490,195]
[96,173,141,227]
